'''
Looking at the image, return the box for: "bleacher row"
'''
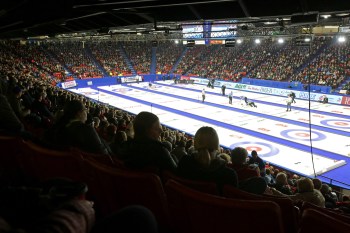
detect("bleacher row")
[1,135,350,233]
[4,37,350,92]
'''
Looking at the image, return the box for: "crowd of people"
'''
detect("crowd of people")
[89,41,132,76]
[1,39,350,232]
[121,41,152,74]
[156,41,183,74]
[1,37,349,92]
[290,37,349,91]
[44,41,104,79]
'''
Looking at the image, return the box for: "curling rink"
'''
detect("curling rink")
[68,80,350,187]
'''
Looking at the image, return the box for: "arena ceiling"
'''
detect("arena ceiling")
[1,0,350,40]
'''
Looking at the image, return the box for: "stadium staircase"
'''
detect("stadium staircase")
[118,43,137,75]
[40,45,73,77]
[170,47,188,74]
[84,46,109,77]
[150,46,157,74]
[289,40,332,80]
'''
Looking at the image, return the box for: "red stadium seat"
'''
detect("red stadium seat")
[162,170,219,195]
[19,140,85,183]
[81,159,170,229]
[298,209,350,233]
[301,201,350,223]
[165,179,285,233]
[223,185,299,233]
[0,135,23,183]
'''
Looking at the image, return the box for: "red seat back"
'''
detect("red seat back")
[166,179,284,233]
[298,209,350,233]
[82,159,170,228]
[301,201,350,223]
[162,170,219,195]
[19,140,84,182]
[223,185,299,233]
[0,135,23,183]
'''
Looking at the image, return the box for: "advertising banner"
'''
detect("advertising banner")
[191,77,344,105]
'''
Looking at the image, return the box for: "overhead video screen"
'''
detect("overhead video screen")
[182,25,203,39]
[210,23,237,38]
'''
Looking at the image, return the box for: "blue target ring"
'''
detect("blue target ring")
[280,129,326,141]
[112,88,133,93]
[229,141,279,157]
[320,119,350,129]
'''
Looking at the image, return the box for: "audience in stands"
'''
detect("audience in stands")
[46,99,110,154]
[89,41,131,76]
[248,150,266,176]
[274,172,294,195]
[264,167,276,185]
[2,38,350,233]
[177,127,268,194]
[156,41,184,74]
[177,126,239,191]
[290,178,325,207]
[122,41,151,74]
[117,111,177,172]
[320,184,338,208]
[171,140,188,162]
[229,147,260,182]
[0,93,25,135]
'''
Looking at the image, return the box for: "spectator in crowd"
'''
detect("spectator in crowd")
[274,172,294,195]
[7,86,31,120]
[171,140,188,162]
[229,147,260,182]
[229,147,269,194]
[248,150,265,176]
[312,178,322,191]
[117,111,177,172]
[218,153,231,164]
[320,184,338,208]
[177,126,238,192]
[290,178,325,207]
[46,100,110,154]
[264,168,276,186]
[0,93,25,135]
[31,91,54,125]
